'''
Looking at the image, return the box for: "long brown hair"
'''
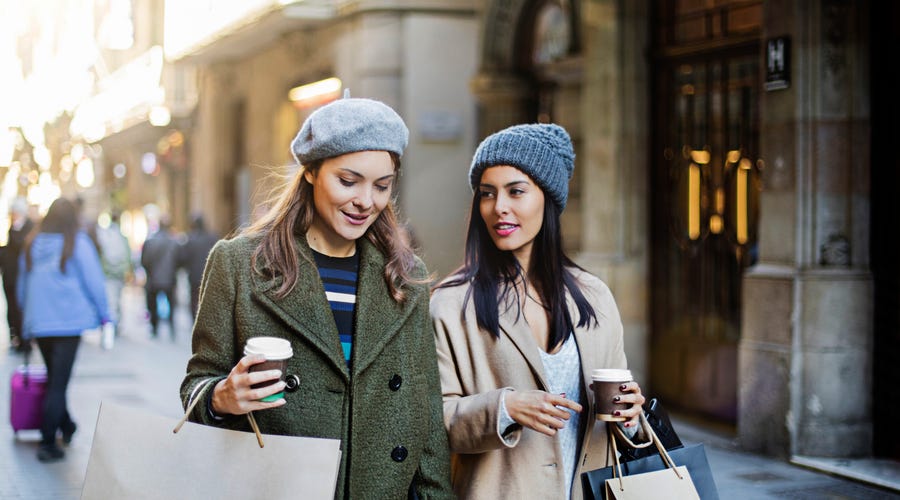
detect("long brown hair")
[24,197,79,272]
[242,153,426,303]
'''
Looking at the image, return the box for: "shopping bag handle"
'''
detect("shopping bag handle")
[173,380,265,448]
[609,412,684,491]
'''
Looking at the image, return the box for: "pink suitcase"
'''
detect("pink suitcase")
[10,363,47,434]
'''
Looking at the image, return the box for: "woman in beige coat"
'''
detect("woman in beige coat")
[431,123,645,499]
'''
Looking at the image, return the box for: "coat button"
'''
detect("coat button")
[284,374,300,392]
[388,374,402,391]
[391,446,408,462]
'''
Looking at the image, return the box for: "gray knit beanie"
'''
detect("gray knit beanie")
[469,123,575,211]
[291,95,409,165]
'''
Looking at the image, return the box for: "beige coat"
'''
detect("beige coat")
[431,268,626,499]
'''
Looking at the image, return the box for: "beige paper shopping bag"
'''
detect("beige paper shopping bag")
[81,402,341,500]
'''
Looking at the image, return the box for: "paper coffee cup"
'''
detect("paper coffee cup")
[244,337,293,402]
[591,368,633,422]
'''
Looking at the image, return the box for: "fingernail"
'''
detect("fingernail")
[614,411,621,417]
[620,384,627,391]
[613,396,621,402]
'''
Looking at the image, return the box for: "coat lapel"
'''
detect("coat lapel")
[498,297,549,390]
[250,238,348,378]
[352,240,422,376]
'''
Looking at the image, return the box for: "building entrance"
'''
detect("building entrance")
[649,1,762,423]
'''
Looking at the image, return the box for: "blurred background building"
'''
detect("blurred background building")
[0,0,896,466]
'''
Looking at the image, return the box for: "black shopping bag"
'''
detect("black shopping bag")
[581,413,719,500]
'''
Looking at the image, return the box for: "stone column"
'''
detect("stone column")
[576,0,650,384]
[739,0,872,458]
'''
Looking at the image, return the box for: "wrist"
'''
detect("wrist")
[207,381,226,421]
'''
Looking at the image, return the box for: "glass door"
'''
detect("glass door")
[649,47,761,422]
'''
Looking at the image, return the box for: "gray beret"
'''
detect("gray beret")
[291,97,409,165]
[469,123,575,211]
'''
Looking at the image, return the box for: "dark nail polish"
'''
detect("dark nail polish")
[614,411,621,417]
[620,384,627,391]
[613,396,621,402]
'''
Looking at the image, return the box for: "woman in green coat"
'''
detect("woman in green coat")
[180,95,453,499]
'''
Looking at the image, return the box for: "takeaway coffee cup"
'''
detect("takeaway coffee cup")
[591,368,633,422]
[244,337,293,402]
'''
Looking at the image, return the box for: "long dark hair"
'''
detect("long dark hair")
[243,153,425,303]
[436,189,598,350]
[24,197,79,272]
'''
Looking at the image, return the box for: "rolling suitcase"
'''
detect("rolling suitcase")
[10,356,47,435]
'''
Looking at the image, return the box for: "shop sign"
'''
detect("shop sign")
[765,36,791,91]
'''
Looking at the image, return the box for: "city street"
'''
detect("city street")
[1,278,898,499]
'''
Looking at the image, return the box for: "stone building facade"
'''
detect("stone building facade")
[168,0,893,461]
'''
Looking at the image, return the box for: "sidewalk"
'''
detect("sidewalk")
[1,281,899,499]
[671,416,900,499]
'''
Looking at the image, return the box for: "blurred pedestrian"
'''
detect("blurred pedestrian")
[140,216,178,339]
[180,95,453,498]
[1,197,34,352]
[17,197,110,462]
[177,213,218,319]
[95,212,132,335]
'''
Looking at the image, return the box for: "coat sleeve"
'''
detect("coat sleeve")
[179,239,240,426]
[412,289,456,499]
[431,292,522,454]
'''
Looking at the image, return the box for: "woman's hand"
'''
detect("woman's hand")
[211,354,287,415]
[615,381,646,429]
[504,390,583,437]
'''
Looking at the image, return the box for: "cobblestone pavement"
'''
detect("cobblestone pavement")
[1,279,898,499]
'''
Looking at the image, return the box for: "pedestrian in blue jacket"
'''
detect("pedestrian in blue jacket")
[17,197,110,462]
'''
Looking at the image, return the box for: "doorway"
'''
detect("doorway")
[649,2,762,422]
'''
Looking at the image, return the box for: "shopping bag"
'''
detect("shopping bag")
[605,465,698,499]
[81,402,342,500]
[100,322,115,350]
[582,413,714,500]
[618,398,683,462]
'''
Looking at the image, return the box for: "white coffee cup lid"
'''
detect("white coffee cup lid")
[244,337,293,360]
[591,368,632,382]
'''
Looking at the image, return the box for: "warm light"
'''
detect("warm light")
[71,144,85,163]
[121,209,148,251]
[690,150,710,165]
[736,168,748,244]
[709,214,723,234]
[688,163,700,240]
[34,146,52,170]
[289,77,342,107]
[61,155,74,172]
[149,106,171,126]
[168,130,184,147]
[27,173,61,215]
[76,157,95,187]
[726,150,741,164]
[0,129,20,167]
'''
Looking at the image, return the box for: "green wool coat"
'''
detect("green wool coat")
[179,235,453,499]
